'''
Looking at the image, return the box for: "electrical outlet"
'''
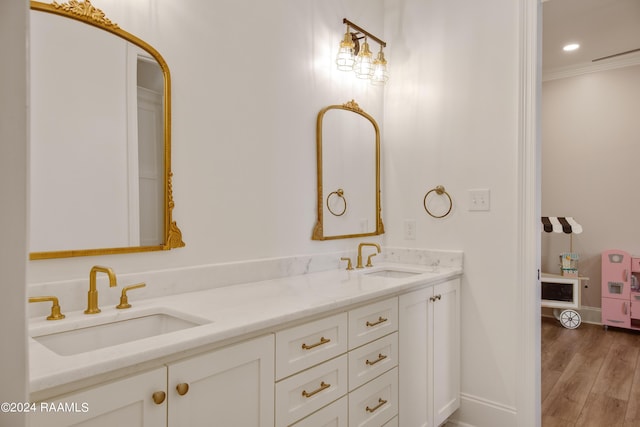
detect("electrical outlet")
[468,189,490,211]
[404,219,416,240]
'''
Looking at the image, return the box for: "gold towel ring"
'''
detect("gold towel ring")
[423,185,452,218]
[327,189,347,216]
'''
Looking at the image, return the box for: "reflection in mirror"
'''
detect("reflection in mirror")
[312,100,384,240]
[29,0,184,259]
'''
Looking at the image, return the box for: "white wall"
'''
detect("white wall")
[542,64,640,309]
[24,0,536,425]
[27,0,386,283]
[0,0,28,426]
[383,0,523,424]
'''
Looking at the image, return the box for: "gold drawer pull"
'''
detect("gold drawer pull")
[302,381,330,398]
[366,316,388,327]
[365,353,388,366]
[176,383,189,396]
[152,391,166,405]
[302,336,331,350]
[366,398,387,413]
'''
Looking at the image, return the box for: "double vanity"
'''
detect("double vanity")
[28,254,462,427]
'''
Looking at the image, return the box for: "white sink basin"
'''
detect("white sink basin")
[363,269,423,279]
[32,313,206,356]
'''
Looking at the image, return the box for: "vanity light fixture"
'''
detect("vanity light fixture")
[336,18,388,85]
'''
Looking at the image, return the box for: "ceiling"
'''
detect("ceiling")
[542,0,640,74]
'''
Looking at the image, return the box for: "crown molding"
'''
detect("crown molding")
[543,53,640,81]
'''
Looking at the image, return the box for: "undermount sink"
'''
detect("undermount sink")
[32,312,207,356]
[362,268,425,279]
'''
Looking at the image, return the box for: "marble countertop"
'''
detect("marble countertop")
[29,263,462,394]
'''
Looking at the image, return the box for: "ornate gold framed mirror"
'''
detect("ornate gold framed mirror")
[29,0,184,259]
[312,100,384,240]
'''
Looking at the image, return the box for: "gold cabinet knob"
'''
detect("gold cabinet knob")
[152,391,166,405]
[176,383,189,396]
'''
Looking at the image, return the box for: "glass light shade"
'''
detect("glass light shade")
[371,49,389,85]
[353,39,374,79]
[336,31,355,71]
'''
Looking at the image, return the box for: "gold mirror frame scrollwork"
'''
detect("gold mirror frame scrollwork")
[312,100,384,240]
[29,0,185,260]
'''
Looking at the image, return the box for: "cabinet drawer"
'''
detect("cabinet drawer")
[276,354,348,426]
[291,395,348,427]
[348,367,398,427]
[348,332,398,391]
[276,313,348,380]
[349,297,398,350]
[383,416,398,427]
[632,258,640,272]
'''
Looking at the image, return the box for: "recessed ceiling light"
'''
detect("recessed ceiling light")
[563,43,580,52]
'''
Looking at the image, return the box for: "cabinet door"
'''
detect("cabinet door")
[168,334,274,427]
[399,286,434,427]
[398,279,460,427]
[432,279,460,427]
[29,367,166,427]
[602,297,630,328]
[602,250,631,300]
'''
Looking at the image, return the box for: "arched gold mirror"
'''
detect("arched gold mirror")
[312,100,384,240]
[29,0,184,259]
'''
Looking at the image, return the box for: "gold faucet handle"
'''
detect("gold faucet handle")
[340,257,354,270]
[116,283,146,309]
[29,296,65,320]
[366,253,378,267]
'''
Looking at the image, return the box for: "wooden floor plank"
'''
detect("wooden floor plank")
[591,339,639,400]
[575,392,626,427]
[541,317,640,427]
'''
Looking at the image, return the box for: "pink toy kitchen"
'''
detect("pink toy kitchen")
[601,249,640,330]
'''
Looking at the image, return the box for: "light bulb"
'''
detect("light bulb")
[336,30,355,71]
[353,38,374,79]
[371,48,389,85]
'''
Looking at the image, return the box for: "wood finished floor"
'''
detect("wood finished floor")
[542,317,640,426]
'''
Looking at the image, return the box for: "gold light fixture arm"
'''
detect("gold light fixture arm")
[342,18,386,47]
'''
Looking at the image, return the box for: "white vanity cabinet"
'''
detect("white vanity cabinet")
[398,278,460,427]
[29,272,462,427]
[30,335,274,427]
[167,334,275,426]
[276,297,399,427]
[29,367,167,427]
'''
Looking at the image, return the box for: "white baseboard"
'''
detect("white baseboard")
[444,393,517,427]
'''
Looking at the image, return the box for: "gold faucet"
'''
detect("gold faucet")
[116,283,146,309]
[357,243,381,268]
[29,296,65,320]
[85,265,117,314]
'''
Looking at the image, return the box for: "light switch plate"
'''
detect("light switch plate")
[404,219,416,240]
[468,189,490,211]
